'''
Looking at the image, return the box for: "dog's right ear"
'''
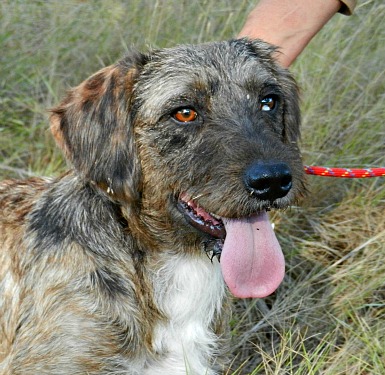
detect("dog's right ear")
[50,52,148,203]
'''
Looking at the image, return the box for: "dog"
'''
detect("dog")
[0,38,304,374]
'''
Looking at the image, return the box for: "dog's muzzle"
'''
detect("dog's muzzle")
[176,161,293,299]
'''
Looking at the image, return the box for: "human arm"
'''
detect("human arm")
[238,0,356,67]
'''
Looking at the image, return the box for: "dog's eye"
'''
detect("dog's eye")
[259,96,277,112]
[172,108,198,123]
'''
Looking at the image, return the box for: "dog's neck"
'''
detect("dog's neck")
[145,252,227,374]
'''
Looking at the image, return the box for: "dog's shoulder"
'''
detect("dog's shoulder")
[0,177,50,224]
[0,174,151,372]
[26,173,132,257]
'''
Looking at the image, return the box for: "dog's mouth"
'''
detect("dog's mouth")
[177,192,285,299]
[177,193,226,240]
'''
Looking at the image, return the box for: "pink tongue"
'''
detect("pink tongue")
[220,211,285,298]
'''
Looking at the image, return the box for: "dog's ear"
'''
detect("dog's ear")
[278,68,301,145]
[50,52,148,202]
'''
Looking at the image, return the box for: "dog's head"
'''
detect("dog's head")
[51,39,305,298]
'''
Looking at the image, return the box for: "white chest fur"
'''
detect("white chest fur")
[145,253,226,374]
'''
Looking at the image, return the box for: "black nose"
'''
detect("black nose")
[243,161,292,202]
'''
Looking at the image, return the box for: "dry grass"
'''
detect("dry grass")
[1,1,384,373]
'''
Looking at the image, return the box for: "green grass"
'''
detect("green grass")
[1,1,384,373]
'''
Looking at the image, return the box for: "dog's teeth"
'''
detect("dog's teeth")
[211,213,220,220]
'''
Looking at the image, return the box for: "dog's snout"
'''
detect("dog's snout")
[244,161,292,202]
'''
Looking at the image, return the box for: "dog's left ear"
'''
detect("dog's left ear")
[50,52,148,203]
[277,67,301,145]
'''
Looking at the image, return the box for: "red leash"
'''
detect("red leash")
[304,165,385,178]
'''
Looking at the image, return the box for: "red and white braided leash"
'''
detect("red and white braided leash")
[304,166,385,178]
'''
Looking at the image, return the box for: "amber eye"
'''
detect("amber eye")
[172,108,198,123]
[260,96,277,112]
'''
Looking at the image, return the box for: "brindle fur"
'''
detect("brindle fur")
[0,39,304,374]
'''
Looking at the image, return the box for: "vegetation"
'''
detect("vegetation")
[1,1,384,373]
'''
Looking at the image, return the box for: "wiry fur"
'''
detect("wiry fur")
[0,39,304,374]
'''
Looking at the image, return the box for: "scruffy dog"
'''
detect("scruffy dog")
[0,39,304,374]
